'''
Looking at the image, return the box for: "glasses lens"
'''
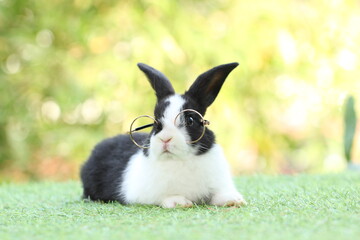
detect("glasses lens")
[129,115,156,148]
[175,109,206,143]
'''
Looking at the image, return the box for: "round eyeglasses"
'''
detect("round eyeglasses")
[128,109,210,149]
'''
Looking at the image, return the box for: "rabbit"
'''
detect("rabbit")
[80,62,246,208]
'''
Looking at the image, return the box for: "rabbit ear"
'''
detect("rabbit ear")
[185,62,239,108]
[137,63,175,100]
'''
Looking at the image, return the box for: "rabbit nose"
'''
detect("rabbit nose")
[160,137,173,143]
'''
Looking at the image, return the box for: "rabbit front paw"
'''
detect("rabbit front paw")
[161,195,193,208]
[210,191,247,207]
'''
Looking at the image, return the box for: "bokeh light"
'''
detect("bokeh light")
[0,0,359,181]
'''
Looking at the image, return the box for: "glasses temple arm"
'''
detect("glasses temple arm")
[128,123,154,133]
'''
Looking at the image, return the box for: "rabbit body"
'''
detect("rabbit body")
[81,63,246,208]
[122,142,241,207]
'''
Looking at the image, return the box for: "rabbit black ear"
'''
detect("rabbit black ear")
[137,63,175,100]
[185,62,239,108]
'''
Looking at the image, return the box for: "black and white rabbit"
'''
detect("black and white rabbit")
[80,62,246,208]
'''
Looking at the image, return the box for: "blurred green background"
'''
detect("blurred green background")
[1,0,359,181]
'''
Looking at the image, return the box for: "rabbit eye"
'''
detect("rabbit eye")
[155,121,162,131]
[185,116,194,126]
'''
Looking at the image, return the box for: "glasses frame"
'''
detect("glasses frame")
[128,109,210,149]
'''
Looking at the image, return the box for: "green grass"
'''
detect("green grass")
[0,174,359,240]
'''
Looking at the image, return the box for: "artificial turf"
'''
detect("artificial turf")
[0,173,359,240]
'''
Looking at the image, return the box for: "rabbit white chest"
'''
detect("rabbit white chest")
[120,144,236,205]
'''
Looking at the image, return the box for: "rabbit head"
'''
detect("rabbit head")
[136,62,239,160]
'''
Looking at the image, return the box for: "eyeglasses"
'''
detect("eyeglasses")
[128,109,210,149]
